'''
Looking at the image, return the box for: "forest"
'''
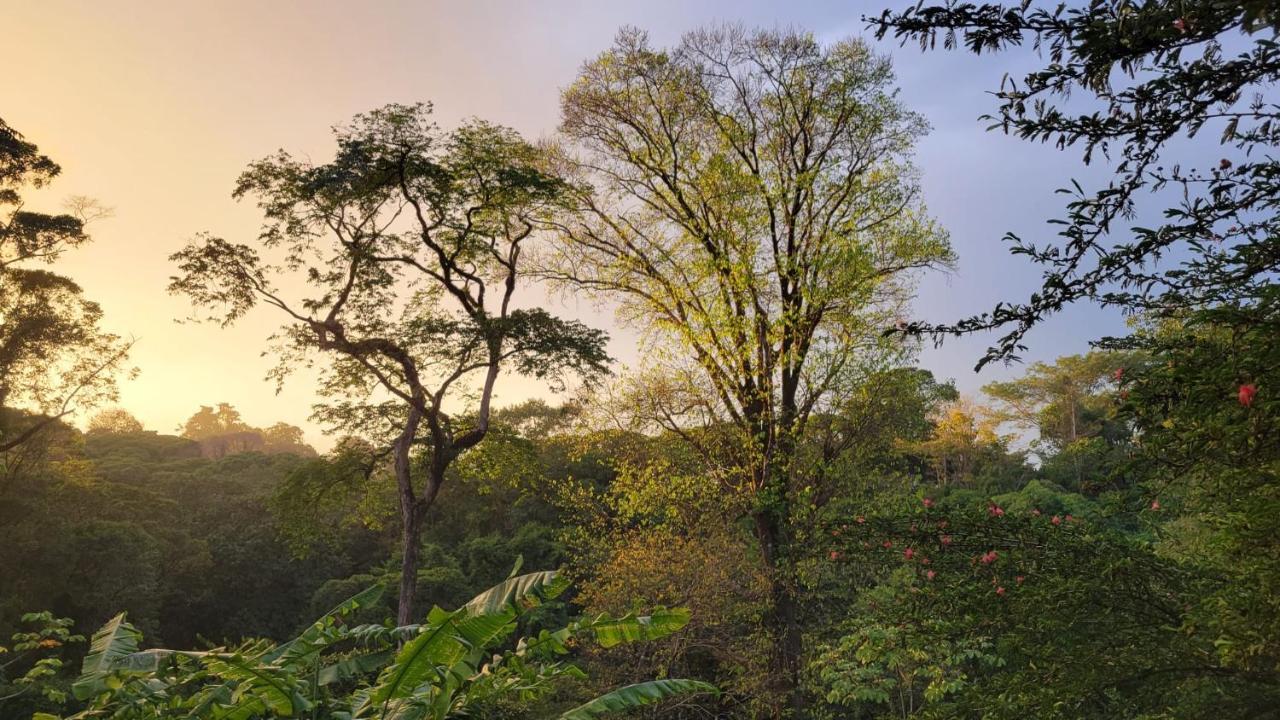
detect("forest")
[1,2,1278,719]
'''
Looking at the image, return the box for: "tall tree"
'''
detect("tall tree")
[983,352,1125,452]
[0,118,132,455]
[547,26,952,712]
[170,104,608,623]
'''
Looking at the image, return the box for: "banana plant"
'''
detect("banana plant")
[41,569,714,719]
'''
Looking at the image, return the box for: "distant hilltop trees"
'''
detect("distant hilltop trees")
[86,402,317,459]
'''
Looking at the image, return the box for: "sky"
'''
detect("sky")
[4,0,1134,448]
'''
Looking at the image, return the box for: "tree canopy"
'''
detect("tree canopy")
[0,118,132,456]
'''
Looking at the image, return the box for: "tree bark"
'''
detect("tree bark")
[397,502,423,626]
[394,407,424,626]
[753,498,802,718]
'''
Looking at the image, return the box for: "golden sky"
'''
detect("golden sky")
[5,1,663,446]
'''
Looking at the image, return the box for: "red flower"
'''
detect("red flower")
[1051,515,1062,526]
[988,504,1005,517]
[996,586,1007,597]
[926,570,936,581]
[920,556,931,565]
[941,535,953,546]
[980,550,998,565]
[903,548,915,560]
[829,550,841,561]
[1172,17,1187,32]
[1150,499,1161,511]
[1016,575,1025,585]
[1113,367,1124,381]
[882,540,893,549]
[1220,158,1233,170]
[923,497,935,508]
[1239,383,1258,407]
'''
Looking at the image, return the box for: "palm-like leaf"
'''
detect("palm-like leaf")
[203,654,307,717]
[273,584,385,667]
[58,567,714,720]
[71,613,141,701]
[363,571,569,718]
[587,608,691,648]
[557,679,718,719]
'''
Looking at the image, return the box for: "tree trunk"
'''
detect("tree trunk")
[753,503,802,718]
[394,407,424,626]
[397,503,423,626]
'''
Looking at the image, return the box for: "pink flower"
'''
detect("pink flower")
[920,556,931,565]
[855,515,866,524]
[1172,17,1187,32]
[988,504,1005,517]
[926,570,936,581]
[1220,158,1233,170]
[941,535,953,546]
[1113,367,1124,381]
[923,497,935,508]
[1150,500,1161,511]
[1032,508,1041,517]
[1065,514,1075,523]
[829,550,841,561]
[996,586,1007,597]
[1051,515,1062,526]
[882,540,893,549]
[903,548,915,560]
[980,550,998,565]
[1239,384,1258,407]
[1016,575,1025,585]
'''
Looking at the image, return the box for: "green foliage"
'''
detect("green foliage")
[558,680,718,720]
[812,486,1278,718]
[0,423,378,649]
[53,572,713,720]
[1111,294,1280,680]
[0,611,83,712]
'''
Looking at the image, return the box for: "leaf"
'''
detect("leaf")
[317,649,393,686]
[558,679,718,719]
[72,613,142,700]
[364,609,468,714]
[587,608,692,648]
[454,571,571,650]
[272,584,384,667]
[460,570,568,617]
[364,571,570,716]
[204,654,305,717]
